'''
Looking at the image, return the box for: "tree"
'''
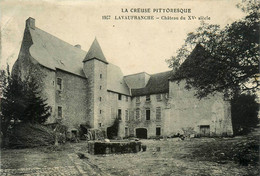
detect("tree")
[167,0,259,98]
[20,76,50,124]
[1,65,51,145]
[231,93,259,135]
[1,66,27,144]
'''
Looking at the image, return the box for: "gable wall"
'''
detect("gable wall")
[12,27,57,123]
[167,80,233,136]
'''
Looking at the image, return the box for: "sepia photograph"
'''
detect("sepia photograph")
[0,0,259,175]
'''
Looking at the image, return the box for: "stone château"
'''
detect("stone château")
[12,17,233,138]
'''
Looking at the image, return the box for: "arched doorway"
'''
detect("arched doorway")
[136,128,147,139]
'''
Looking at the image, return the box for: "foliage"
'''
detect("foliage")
[19,76,51,124]
[231,93,259,135]
[191,135,259,168]
[0,65,51,144]
[167,0,259,98]
[1,67,26,139]
[8,123,55,148]
[107,118,120,139]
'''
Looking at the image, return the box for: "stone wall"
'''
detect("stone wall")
[55,70,89,130]
[83,59,108,129]
[128,93,169,138]
[106,91,132,138]
[167,80,233,136]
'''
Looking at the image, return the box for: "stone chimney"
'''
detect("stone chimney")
[74,44,81,49]
[26,17,35,29]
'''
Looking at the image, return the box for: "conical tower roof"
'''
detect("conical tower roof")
[83,38,108,64]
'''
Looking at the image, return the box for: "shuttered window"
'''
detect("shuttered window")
[146,109,150,120]
[125,110,129,121]
[136,109,140,120]
[156,107,161,121]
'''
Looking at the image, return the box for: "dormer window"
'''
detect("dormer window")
[156,94,162,101]
[146,95,150,102]
[136,97,140,104]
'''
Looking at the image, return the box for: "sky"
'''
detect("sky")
[0,0,245,75]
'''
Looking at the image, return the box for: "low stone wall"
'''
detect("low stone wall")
[88,141,142,155]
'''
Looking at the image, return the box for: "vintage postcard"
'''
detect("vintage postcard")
[0,0,259,175]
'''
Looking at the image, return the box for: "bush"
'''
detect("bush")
[8,123,56,148]
[231,94,259,135]
[107,118,119,139]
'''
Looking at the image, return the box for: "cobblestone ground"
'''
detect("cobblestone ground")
[0,152,109,176]
[0,166,80,176]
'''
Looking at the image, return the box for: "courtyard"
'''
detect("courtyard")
[0,128,259,176]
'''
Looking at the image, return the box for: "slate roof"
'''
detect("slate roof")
[170,44,209,81]
[107,63,130,95]
[83,38,108,64]
[124,72,151,89]
[25,18,173,97]
[26,18,129,95]
[29,27,87,77]
[131,71,172,96]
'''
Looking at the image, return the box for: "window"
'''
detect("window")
[100,110,102,114]
[99,97,102,101]
[156,127,161,136]
[146,109,150,120]
[125,110,129,121]
[156,107,161,121]
[156,94,162,101]
[58,106,62,118]
[126,96,128,102]
[99,123,102,127]
[136,97,140,103]
[57,78,62,90]
[136,109,140,120]
[118,94,122,100]
[125,127,129,137]
[118,109,122,120]
[100,74,102,78]
[146,95,150,102]
[100,86,102,90]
